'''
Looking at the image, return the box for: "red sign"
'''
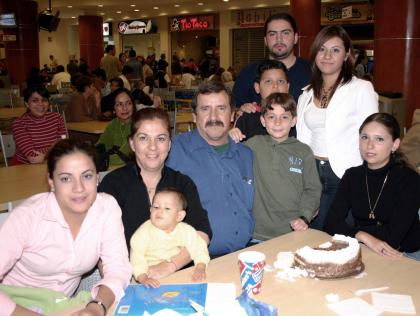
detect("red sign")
[170,15,214,32]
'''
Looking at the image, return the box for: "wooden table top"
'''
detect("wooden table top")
[67,121,108,134]
[54,229,420,315]
[0,107,26,119]
[0,164,48,204]
[161,229,420,315]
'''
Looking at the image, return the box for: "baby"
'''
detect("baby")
[130,187,210,287]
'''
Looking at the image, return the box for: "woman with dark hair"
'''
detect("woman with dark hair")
[65,75,101,122]
[296,25,378,230]
[96,88,134,167]
[12,85,66,164]
[99,108,212,279]
[325,113,420,259]
[354,50,368,78]
[0,139,131,315]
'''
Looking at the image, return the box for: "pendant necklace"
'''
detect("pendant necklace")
[365,171,389,220]
[320,85,333,108]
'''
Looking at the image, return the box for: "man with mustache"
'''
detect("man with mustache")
[167,81,254,256]
[233,13,311,109]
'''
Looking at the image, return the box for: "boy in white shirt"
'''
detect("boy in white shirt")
[130,188,210,287]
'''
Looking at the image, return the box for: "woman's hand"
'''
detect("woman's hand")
[28,151,45,164]
[71,305,104,316]
[136,273,161,288]
[356,231,402,258]
[229,128,246,143]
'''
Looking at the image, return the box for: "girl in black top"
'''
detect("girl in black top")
[325,113,420,259]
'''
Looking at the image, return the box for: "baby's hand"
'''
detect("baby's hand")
[229,127,246,143]
[290,218,308,231]
[137,273,161,288]
[191,263,206,282]
[240,102,259,113]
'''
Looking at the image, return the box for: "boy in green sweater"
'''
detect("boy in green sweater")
[230,93,321,240]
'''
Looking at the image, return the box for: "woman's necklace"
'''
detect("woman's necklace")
[320,85,333,108]
[365,171,389,220]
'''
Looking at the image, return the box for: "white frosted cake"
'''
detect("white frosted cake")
[293,234,364,279]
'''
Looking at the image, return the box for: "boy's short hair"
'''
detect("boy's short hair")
[155,187,188,210]
[262,93,296,117]
[255,59,288,83]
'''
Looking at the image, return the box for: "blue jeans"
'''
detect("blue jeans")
[310,160,341,231]
[404,250,420,261]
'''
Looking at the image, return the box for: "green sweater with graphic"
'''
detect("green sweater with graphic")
[245,135,321,240]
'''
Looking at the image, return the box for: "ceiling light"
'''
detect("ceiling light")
[67,5,73,8]
[98,4,103,7]
[153,6,159,9]
[134,9,140,12]
[130,4,136,7]
[99,12,105,15]
[123,16,130,19]
[174,4,180,7]
[116,11,122,14]
[71,16,76,19]
[198,2,204,5]
[223,0,229,2]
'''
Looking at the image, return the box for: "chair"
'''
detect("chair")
[0,88,13,107]
[175,111,195,135]
[0,130,15,167]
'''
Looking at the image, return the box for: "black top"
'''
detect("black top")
[99,162,212,249]
[324,160,420,252]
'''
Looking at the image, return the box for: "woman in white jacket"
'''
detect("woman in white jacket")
[296,25,378,230]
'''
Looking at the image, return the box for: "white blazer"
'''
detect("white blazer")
[296,76,378,178]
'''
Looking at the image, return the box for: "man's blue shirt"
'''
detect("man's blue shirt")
[166,129,255,255]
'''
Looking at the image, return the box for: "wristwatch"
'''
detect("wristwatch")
[86,299,107,316]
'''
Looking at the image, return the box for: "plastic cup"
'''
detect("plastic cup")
[238,251,266,295]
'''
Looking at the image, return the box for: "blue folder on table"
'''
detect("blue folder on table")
[115,283,207,315]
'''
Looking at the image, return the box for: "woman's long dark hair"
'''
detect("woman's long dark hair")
[308,25,355,100]
[359,113,408,167]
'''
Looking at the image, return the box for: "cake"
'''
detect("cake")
[293,234,364,279]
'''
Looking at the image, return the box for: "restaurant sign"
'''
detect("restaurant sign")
[118,20,157,35]
[170,15,214,32]
[234,8,286,28]
[321,3,373,24]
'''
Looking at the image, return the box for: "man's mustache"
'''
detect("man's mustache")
[205,120,224,127]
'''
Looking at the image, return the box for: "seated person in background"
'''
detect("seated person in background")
[92,68,109,97]
[96,88,134,168]
[221,70,235,91]
[131,188,210,288]
[65,75,101,122]
[235,60,290,140]
[50,65,71,90]
[119,65,134,91]
[181,67,196,89]
[131,81,154,111]
[12,85,66,164]
[142,76,155,100]
[0,139,131,315]
[324,113,420,260]
[100,77,124,119]
[400,109,420,173]
[230,93,321,241]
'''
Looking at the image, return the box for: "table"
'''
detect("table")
[0,164,48,205]
[67,121,108,134]
[67,121,109,143]
[0,107,26,119]
[163,229,420,315]
[55,229,420,315]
